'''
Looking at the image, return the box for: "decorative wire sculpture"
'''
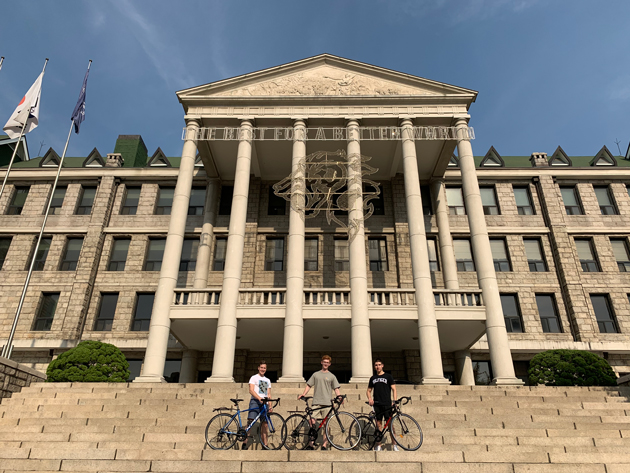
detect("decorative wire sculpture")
[272,150,380,242]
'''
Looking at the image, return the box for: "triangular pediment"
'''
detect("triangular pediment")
[590,146,617,166]
[147,147,171,167]
[83,148,105,167]
[178,54,477,99]
[448,154,459,167]
[549,146,572,166]
[480,146,504,167]
[40,148,60,167]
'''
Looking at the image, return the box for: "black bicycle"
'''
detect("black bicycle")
[284,395,361,451]
[355,396,423,451]
[205,397,286,450]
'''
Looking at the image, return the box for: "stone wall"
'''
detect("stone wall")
[0,356,46,399]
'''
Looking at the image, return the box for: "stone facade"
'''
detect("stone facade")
[0,355,46,399]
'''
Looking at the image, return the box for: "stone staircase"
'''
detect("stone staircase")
[1,382,630,472]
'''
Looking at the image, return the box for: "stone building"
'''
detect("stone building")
[1,54,629,385]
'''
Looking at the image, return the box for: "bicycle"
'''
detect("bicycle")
[205,397,287,450]
[284,394,361,451]
[355,396,423,451]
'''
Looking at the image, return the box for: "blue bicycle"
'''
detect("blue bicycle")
[205,397,287,450]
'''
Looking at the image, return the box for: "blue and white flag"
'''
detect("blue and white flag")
[71,62,91,134]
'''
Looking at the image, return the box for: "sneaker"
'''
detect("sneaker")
[321,445,328,451]
[305,445,315,450]
[392,445,399,452]
[374,445,382,451]
[241,444,248,451]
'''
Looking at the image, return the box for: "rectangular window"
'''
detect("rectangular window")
[334,239,349,271]
[524,239,547,272]
[60,238,83,271]
[188,187,206,216]
[268,186,286,215]
[213,238,227,271]
[490,239,511,272]
[131,293,154,331]
[305,238,318,271]
[49,186,66,215]
[514,187,534,215]
[33,293,59,331]
[594,186,617,215]
[501,294,523,333]
[576,239,599,272]
[121,187,141,215]
[8,186,29,215]
[218,185,233,215]
[427,238,439,271]
[453,239,475,271]
[0,237,11,270]
[560,187,583,215]
[32,237,52,271]
[611,239,630,272]
[108,238,130,271]
[421,185,433,216]
[536,294,562,333]
[265,238,285,271]
[155,187,174,215]
[94,293,119,331]
[144,238,165,271]
[179,238,199,271]
[76,186,96,215]
[446,187,465,215]
[480,187,499,215]
[368,238,388,271]
[591,295,619,333]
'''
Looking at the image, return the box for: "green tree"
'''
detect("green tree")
[528,349,617,386]
[46,341,130,382]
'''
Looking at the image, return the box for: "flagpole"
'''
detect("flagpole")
[0,57,4,71]
[0,58,49,203]
[1,118,74,359]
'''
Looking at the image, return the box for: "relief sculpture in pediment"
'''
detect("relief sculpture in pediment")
[216,67,437,97]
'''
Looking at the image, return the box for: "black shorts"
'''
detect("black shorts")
[373,403,391,422]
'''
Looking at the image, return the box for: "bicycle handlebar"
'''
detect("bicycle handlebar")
[365,396,411,406]
[333,394,346,404]
[260,398,281,408]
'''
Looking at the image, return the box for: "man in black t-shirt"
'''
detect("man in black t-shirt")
[366,358,398,451]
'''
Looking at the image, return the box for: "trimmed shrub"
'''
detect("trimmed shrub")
[46,341,130,382]
[528,349,617,386]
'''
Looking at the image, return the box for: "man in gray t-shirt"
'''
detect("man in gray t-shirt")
[298,355,341,450]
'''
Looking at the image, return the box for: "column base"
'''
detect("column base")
[277,376,306,384]
[133,375,167,383]
[421,376,452,386]
[491,377,525,386]
[349,376,372,384]
[205,376,235,383]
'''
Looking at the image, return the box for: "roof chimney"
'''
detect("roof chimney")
[530,152,548,167]
[105,153,124,168]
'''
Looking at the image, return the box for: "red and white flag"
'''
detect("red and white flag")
[3,72,44,139]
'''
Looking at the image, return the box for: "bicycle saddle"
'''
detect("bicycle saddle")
[230,398,243,404]
[299,396,312,402]
[213,407,232,412]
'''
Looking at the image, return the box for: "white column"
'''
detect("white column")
[194,179,219,289]
[179,179,220,384]
[455,118,523,386]
[179,349,198,384]
[347,119,373,383]
[135,119,200,382]
[279,119,307,383]
[454,349,475,386]
[432,180,459,290]
[401,119,449,385]
[207,120,253,383]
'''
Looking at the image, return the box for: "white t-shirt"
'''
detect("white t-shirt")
[249,374,271,399]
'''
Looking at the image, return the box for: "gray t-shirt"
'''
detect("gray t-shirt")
[307,370,341,407]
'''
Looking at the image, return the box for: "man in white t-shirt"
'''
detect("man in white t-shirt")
[242,361,271,450]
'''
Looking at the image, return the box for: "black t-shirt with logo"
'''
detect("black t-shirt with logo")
[368,372,395,406]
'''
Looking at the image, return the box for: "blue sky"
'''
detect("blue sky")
[1,0,629,159]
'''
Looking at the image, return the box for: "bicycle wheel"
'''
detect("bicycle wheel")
[284,414,311,450]
[259,412,287,450]
[325,411,361,451]
[356,415,376,451]
[389,413,423,451]
[205,413,238,450]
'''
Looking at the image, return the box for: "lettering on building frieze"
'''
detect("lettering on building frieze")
[182,126,475,142]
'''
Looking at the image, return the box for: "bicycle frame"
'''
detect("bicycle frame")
[221,402,275,436]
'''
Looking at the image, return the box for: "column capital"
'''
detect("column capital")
[399,117,414,127]
[185,118,201,128]
[345,118,361,127]
[453,117,469,128]
[239,119,254,128]
[292,118,307,127]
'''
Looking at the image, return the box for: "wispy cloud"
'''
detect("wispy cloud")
[609,76,630,102]
[396,0,539,23]
[107,0,198,89]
